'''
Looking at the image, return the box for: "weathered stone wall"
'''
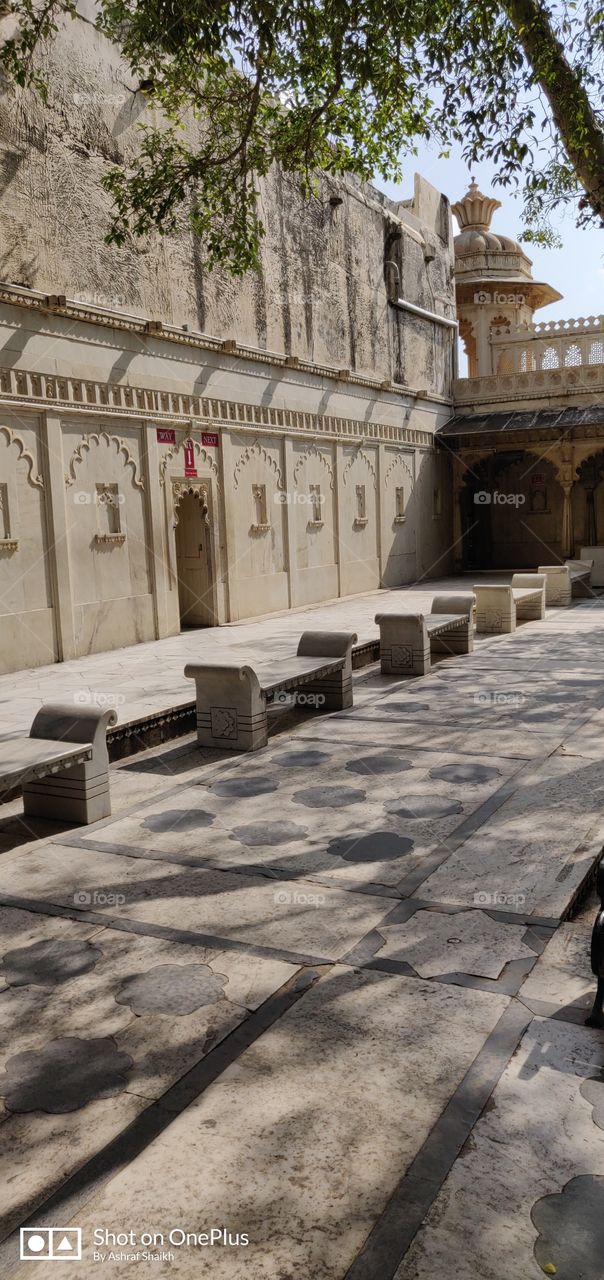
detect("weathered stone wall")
[0,8,458,672]
[0,7,455,394]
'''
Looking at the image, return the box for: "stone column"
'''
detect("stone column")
[561,483,575,559]
[558,444,576,559]
[41,412,76,661]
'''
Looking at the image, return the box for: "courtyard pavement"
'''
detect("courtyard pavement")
[0,588,604,1278]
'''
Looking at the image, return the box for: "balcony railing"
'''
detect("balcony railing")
[490,315,604,375]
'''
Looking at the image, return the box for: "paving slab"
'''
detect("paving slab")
[14,966,510,1279]
[374,908,535,979]
[415,752,604,917]
[393,1017,604,1280]
[0,844,396,962]
[0,908,298,1239]
[71,744,524,892]
[520,919,595,1018]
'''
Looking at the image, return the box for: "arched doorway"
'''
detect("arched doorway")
[460,452,564,569]
[174,485,215,626]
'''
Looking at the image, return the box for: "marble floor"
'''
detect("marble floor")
[0,591,603,1278]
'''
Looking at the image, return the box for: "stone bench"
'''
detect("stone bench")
[538,559,594,607]
[185,630,357,752]
[474,575,546,634]
[0,703,117,824]
[375,594,475,677]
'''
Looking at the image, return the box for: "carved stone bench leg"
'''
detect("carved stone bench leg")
[511,575,546,621]
[184,663,267,752]
[23,704,117,824]
[430,622,473,656]
[296,631,357,709]
[375,614,430,676]
[430,594,475,655]
[474,586,515,634]
[538,566,572,607]
[516,593,544,621]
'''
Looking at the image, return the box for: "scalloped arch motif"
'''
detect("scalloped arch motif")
[384,452,414,487]
[65,431,144,488]
[0,425,44,487]
[293,442,334,491]
[233,438,284,491]
[159,439,219,486]
[342,446,377,487]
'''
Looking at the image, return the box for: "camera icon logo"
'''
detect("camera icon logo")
[474,491,492,505]
[73,891,92,906]
[20,1227,82,1261]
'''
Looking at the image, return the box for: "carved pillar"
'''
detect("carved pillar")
[561,483,575,558]
[558,444,576,558]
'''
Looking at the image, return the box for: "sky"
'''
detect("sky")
[376,141,603,327]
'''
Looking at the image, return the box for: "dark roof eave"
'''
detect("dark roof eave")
[437,404,604,442]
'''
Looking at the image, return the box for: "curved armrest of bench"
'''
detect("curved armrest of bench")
[29,703,117,753]
[511,573,546,590]
[375,612,425,624]
[296,631,357,659]
[431,593,475,616]
[184,662,260,692]
[538,564,570,579]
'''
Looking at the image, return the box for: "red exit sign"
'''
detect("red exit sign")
[202,432,219,448]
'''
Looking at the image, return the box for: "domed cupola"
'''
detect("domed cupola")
[451,178,562,376]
